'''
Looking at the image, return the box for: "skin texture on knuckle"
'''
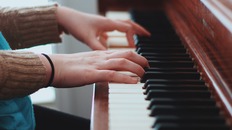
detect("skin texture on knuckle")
[105,71,117,81]
[123,50,135,58]
[123,51,145,65]
[137,67,145,77]
[104,58,124,69]
[80,69,96,85]
[117,58,129,66]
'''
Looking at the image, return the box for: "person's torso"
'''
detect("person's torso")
[0,32,35,130]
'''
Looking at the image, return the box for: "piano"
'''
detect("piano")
[91,0,232,130]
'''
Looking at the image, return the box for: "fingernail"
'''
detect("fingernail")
[132,77,140,83]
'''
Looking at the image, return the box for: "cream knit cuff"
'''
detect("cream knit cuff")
[0,51,46,99]
[0,5,61,49]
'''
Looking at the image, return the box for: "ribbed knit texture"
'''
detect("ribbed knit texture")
[0,5,61,49]
[0,51,46,99]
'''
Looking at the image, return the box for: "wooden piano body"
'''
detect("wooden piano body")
[91,0,232,130]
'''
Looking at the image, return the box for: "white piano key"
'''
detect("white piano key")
[109,103,149,109]
[111,71,138,77]
[110,84,143,90]
[109,113,153,126]
[109,95,147,104]
[108,83,152,130]
[109,117,154,130]
[110,122,153,128]
[110,126,153,130]
[107,37,128,47]
[109,98,148,104]
[109,83,144,87]
[109,89,143,94]
[109,117,154,124]
[107,31,126,37]
[108,48,135,52]
[110,125,153,130]
[109,115,153,121]
[106,11,130,20]
[109,93,145,99]
[110,110,149,116]
[109,85,142,89]
[109,101,149,110]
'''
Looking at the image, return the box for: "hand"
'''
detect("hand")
[56,6,151,50]
[41,50,149,88]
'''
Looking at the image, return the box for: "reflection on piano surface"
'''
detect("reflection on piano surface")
[91,0,232,130]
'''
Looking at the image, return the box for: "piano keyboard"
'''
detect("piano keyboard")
[107,10,231,130]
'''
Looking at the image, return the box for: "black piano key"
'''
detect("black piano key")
[142,71,200,81]
[141,72,201,83]
[144,67,197,72]
[148,28,177,33]
[148,61,194,68]
[143,79,205,89]
[135,41,183,47]
[150,105,220,116]
[129,9,166,18]
[147,98,216,109]
[134,20,173,29]
[134,23,176,33]
[144,84,208,95]
[131,13,176,34]
[136,41,184,47]
[141,53,190,58]
[144,56,192,61]
[154,123,230,130]
[136,47,187,54]
[130,10,172,25]
[153,116,227,128]
[136,38,181,44]
[146,90,211,100]
[136,34,180,42]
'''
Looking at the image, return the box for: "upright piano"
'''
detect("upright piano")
[91,0,232,130]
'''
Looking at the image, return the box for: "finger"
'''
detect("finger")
[87,39,107,50]
[126,30,136,47]
[97,70,139,84]
[111,20,151,36]
[102,58,145,77]
[111,20,133,34]
[99,33,108,47]
[71,50,120,59]
[124,20,151,36]
[101,32,108,40]
[106,50,149,68]
[110,20,149,47]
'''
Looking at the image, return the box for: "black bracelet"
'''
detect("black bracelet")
[41,53,54,87]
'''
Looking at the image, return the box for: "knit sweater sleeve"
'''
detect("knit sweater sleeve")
[0,51,46,99]
[0,5,62,49]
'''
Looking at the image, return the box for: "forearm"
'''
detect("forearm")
[0,5,61,49]
[0,51,47,99]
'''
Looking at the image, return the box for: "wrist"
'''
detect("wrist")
[38,54,52,87]
[56,6,80,35]
[42,53,55,87]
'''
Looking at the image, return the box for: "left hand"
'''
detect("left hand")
[56,6,151,50]
[40,50,149,88]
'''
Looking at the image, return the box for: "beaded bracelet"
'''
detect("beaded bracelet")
[41,53,54,87]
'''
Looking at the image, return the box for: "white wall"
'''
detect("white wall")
[52,0,98,119]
